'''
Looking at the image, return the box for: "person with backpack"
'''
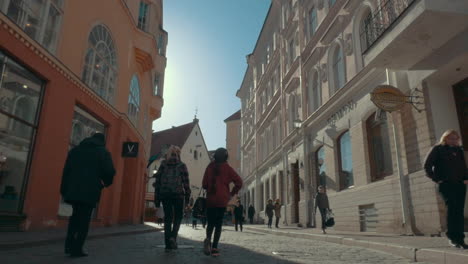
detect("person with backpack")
[154,145,191,252]
[202,148,243,257]
[234,200,244,232]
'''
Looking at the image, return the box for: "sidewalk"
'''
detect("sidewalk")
[244,225,468,264]
[0,222,162,250]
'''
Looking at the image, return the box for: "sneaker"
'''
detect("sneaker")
[203,238,211,256]
[211,248,220,257]
[449,240,461,248]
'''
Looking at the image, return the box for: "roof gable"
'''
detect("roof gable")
[150,122,196,157]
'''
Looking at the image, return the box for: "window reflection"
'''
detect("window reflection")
[0,51,43,213]
[339,131,353,189]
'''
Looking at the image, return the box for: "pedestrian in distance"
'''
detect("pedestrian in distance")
[234,200,244,232]
[315,185,330,234]
[202,148,243,257]
[248,204,255,224]
[60,132,115,258]
[153,145,191,252]
[191,206,198,229]
[274,199,282,228]
[424,129,468,249]
[265,199,274,228]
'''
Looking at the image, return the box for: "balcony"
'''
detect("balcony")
[362,0,468,69]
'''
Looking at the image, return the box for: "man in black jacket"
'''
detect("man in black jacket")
[61,133,115,257]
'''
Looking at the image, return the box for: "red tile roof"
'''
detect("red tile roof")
[224,110,241,122]
[150,121,196,158]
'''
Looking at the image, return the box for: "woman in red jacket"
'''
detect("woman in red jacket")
[202,148,243,257]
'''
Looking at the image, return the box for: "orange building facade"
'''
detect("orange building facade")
[0,0,166,231]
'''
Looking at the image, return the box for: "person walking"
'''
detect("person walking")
[265,199,274,228]
[155,204,164,226]
[154,145,191,252]
[202,148,243,257]
[315,185,330,234]
[61,132,115,258]
[274,199,281,228]
[424,130,468,249]
[248,204,255,224]
[234,200,244,232]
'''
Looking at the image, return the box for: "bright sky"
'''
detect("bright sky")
[152,0,271,151]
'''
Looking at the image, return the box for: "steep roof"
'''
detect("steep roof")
[150,121,196,158]
[224,110,241,122]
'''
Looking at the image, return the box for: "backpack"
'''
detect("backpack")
[158,162,185,199]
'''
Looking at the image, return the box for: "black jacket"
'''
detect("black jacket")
[265,204,274,218]
[248,206,255,218]
[60,136,115,206]
[424,145,468,183]
[234,204,244,218]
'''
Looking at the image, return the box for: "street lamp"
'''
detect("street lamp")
[293,119,302,129]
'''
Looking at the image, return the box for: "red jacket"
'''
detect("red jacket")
[202,162,243,208]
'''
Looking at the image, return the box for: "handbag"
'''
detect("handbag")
[192,189,207,219]
[325,209,335,227]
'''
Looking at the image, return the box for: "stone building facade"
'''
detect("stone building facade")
[237,0,468,234]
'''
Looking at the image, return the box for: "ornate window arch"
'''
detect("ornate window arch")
[128,75,141,123]
[81,24,118,104]
[353,3,374,71]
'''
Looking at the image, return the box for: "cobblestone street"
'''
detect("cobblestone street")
[1,225,429,264]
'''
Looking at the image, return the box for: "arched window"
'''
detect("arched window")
[307,69,321,115]
[128,75,141,123]
[82,24,118,104]
[194,150,198,160]
[359,7,372,54]
[316,146,326,187]
[366,112,393,181]
[331,45,346,94]
[338,131,353,189]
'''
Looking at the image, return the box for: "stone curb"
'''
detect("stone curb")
[245,226,468,264]
[0,227,162,251]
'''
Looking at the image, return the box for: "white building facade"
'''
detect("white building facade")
[237,0,468,234]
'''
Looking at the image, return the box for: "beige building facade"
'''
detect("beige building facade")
[225,110,242,175]
[237,0,468,234]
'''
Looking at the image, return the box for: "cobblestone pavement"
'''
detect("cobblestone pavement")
[0,224,429,264]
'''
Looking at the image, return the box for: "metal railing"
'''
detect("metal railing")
[361,0,417,53]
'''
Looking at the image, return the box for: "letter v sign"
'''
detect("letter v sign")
[122,142,139,157]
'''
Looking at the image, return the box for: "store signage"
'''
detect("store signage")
[327,101,357,125]
[122,142,139,157]
[370,85,407,112]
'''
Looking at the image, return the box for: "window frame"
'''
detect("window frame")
[338,130,354,190]
[366,112,393,181]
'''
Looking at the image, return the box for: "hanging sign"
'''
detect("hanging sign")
[370,85,407,112]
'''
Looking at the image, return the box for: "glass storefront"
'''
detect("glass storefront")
[57,106,105,216]
[0,51,44,213]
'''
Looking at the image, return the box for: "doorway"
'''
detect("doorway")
[453,78,468,225]
[291,161,300,223]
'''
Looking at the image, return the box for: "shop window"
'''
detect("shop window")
[366,112,393,181]
[316,146,326,187]
[81,24,118,104]
[0,51,44,213]
[338,131,353,189]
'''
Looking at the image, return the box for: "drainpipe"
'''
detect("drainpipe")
[387,69,414,235]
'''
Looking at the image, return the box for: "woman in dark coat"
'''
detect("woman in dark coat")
[315,185,330,234]
[234,200,244,232]
[424,130,468,249]
[202,148,243,257]
[265,199,274,228]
